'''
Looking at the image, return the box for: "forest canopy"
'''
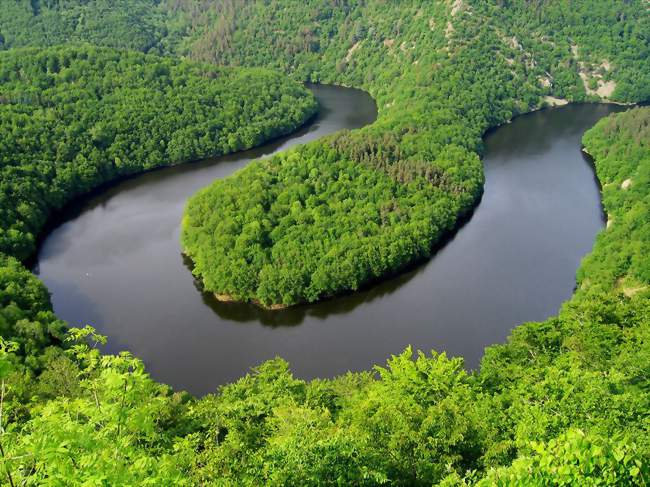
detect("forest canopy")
[180,0,650,307]
[0,1,649,485]
[0,0,172,53]
[0,43,316,374]
[0,45,317,261]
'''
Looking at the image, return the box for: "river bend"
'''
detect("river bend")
[35,86,622,395]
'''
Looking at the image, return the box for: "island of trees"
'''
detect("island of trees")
[0,0,649,484]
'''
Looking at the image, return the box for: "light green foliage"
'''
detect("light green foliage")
[0,339,19,487]
[479,430,649,486]
[4,327,190,485]
[174,349,486,486]
[339,350,483,485]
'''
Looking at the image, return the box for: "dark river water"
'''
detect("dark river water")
[35,85,623,395]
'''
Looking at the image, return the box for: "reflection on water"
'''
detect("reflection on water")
[36,89,625,395]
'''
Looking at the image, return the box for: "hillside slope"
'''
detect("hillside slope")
[0,0,170,52]
[0,44,316,362]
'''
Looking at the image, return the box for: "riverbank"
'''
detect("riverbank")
[186,96,630,312]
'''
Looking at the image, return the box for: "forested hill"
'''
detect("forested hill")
[0,45,317,261]
[0,43,316,376]
[180,0,650,307]
[178,0,650,103]
[3,1,648,103]
[0,0,171,53]
[580,107,650,297]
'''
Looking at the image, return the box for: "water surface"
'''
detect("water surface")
[36,88,622,395]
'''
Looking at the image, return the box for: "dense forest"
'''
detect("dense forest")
[0,0,172,53]
[0,45,317,261]
[0,0,649,484]
[181,0,650,306]
[0,43,316,388]
[181,0,650,103]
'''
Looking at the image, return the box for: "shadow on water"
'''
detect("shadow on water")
[190,198,482,327]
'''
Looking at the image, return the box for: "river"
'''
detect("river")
[34,85,623,395]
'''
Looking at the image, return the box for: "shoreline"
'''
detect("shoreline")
[26,92,319,271]
[213,292,291,310]
[188,95,633,312]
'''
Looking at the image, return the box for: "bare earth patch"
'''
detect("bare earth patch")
[345,41,361,62]
[445,21,455,39]
[623,286,648,297]
[579,65,617,99]
[450,0,464,16]
[544,96,569,107]
[596,80,617,98]
[215,293,237,302]
[616,277,648,297]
